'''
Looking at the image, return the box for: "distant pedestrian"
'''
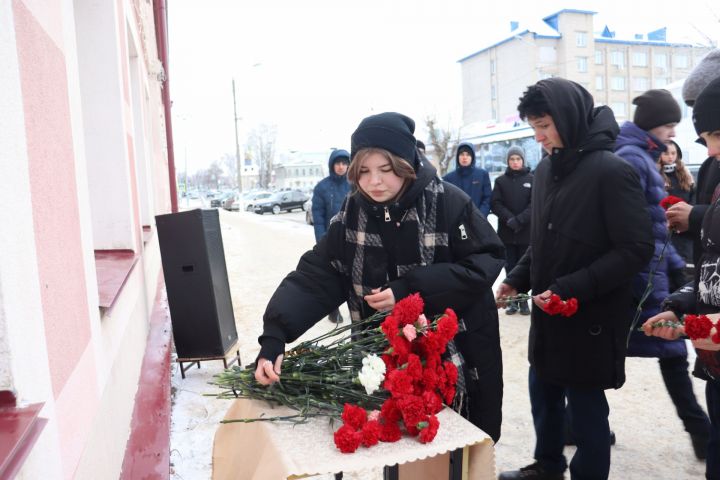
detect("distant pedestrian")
[658,139,695,263]
[443,142,492,216]
[311,149,351,323]
[491,145,532,315]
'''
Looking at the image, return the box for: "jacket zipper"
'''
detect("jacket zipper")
[384,206,391,222]
[459,224,468,239]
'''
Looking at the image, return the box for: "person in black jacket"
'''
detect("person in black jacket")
[254,112,507,442]
[658,140,695,264]
[496,78,654,480]
[491,145,533,315]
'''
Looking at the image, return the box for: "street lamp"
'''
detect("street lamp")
[231,62,263,194]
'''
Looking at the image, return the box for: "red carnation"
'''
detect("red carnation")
[660,195,684,210]
[543,294,566,315]
[380,399,402,423]
[443,361,458,387]
[398,395,426,428]
[418,414,440,443]
[684,314,713,340]
[436,313,459,343]
[385,368,414,396]
[341,403,367,430]
[422,391,443,415]
[379,421,402,442]
[360,420,382,447]
[406,354,423,380]
[381,315,399,340]
[421,367,439,391]
[561,298,579,317]
[392,293,425,326]
[441,385,456,405]
[334,424,362,453]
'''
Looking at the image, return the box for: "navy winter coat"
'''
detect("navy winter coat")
[615,122,687,358]
[312,150,351,241]
[443,141,492,217]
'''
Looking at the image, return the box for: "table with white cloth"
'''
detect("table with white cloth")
[213,399,496,480]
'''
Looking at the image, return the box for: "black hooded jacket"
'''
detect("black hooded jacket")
[491,166,533,245]
[504,78,654,389]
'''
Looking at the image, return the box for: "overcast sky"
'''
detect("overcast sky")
[168,0,719,174]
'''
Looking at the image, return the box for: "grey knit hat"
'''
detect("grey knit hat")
[682,49,720,106]
[506,145,525,164]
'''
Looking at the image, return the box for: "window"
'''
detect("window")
[576,32,587,47]
[610,51,624,68]
[632,51,648,67]
[654,77,668,88]
[611,102,626,117]
[595,50,603,64]
[674,54,688,68]
[576,57,588,73]
[595,76,604,90]
[490,59,495,74]
[611,76,625,90]
[654,53,667,69]
[633,76,649,91]
[491,85,496,100]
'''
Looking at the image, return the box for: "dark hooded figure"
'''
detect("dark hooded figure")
[443,141,492,216]
[491,145,533,315]
[496,78,654,480]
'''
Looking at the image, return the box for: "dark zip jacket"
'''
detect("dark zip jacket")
[491,167,533,245]
[504,78,654,389]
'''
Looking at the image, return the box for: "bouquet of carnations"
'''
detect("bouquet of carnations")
[212,293,460,453]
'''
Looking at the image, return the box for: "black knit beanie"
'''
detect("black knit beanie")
[632,89,681,131]
[693,76,720,138]
[351,112,417,165]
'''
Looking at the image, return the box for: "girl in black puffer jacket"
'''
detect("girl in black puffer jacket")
[491,145,533,315]
[658,140,695,263]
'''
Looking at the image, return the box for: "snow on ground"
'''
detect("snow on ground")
[169,208,707,479]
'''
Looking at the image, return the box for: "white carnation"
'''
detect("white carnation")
[358,354,386,395]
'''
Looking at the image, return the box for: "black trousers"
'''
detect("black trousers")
[504,244,529,275]
[659,355,711,437]
[530,367,610,479]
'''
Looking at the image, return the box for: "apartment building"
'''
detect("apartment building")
[459,9,714,127]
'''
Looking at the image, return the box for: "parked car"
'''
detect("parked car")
[239,191,272,212]
[211,191,234,208]
[253,190,308,215]
[304,199,313,225]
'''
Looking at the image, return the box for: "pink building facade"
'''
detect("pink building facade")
[0,0,175,478]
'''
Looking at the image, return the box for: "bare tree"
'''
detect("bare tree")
[248,124,277,188]
[425,116,458,176]
[221,153,238,188]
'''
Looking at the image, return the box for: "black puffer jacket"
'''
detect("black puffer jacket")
[258,158,507,441]
[491,167,533,245]
[504,78,654,389]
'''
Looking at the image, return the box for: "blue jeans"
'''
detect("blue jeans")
[529,367,611,480]
[707,380,720,479]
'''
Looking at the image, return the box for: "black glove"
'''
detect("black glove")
[507,217,521,232]
[668,269,689,293]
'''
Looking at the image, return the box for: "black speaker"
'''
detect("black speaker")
[155,209,238,359]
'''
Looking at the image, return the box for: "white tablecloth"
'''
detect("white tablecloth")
[213,399,496,479]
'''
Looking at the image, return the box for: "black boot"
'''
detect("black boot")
[328,309,343,324]
[691,432,709,460]
[519,301,531,315]
[498,462,564,480]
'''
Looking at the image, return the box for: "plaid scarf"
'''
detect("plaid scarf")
[328,176,468,405]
